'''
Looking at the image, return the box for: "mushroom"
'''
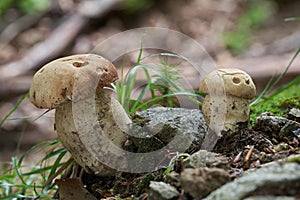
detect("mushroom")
[30,54,131,175]
[199,68,256,132]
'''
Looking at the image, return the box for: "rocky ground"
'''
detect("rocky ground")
[55,105,300,199]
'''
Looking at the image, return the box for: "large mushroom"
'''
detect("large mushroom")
[199,68,256,132]
[30,54,131,175]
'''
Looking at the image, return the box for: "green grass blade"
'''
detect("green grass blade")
[285,17,300,22]
[130,84,150,114]
[21,163,64,176]
[41,148,67,162]
[269,76,300,98]
[142,67,155,99]
[0,92,29,127]
[250,73,276,106]
[46,150,67,181]
[11,157,26,186]
[135,37,144,66]
[17,140,61,167]
[131,91,201,113]
[250,48,300,106]
[268,48,300,92]
[141,52,188,62]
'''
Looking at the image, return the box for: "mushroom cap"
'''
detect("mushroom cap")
[30,54,118,109]
[199,68,256,99]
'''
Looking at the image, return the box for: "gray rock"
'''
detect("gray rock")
[180,167,230,199]
[289,108,300,118]
[204,162,300,200]
[183,150,230,169]
[244,196,297,200]
[254,112,300,140]
[164,171,180,186]
[128,107,207,153]
[149,181,179,200]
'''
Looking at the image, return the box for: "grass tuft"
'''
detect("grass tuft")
[0,140,71,199]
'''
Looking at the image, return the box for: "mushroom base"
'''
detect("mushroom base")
[202,95,250,133]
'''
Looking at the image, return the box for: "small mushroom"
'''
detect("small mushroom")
[199,68,256,132]
[30,54,131,175]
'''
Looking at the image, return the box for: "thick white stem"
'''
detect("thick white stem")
[202,94,250,132]
[55,91,130,175]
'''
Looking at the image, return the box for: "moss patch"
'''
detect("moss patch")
[250,77,300,125]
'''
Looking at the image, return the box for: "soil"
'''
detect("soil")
[65,111,300,199]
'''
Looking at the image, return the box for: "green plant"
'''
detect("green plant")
[163,153,190,176]
[0,92,29,127]
[152,57,182,107]
[0,140,72,199]
[113,49,202,115]
[251,48,300,106]
[250,77,300,124]
[250,48,300,124]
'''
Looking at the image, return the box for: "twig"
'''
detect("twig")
[77,0,122,18]
[233,151,242,163]
[0,12,45,49]
[0,14,87,78]
[0,0,122,79]
[244,145,254,163]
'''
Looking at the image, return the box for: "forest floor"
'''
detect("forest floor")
[0,0,299,175]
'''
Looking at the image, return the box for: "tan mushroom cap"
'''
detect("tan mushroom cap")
[30,54,118,109]
[199,68,256,99]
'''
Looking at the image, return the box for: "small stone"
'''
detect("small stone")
[183,150,230,169]
[254,112,300,140]
[244,196,297,200]
[204,162,300,200]
[289,108,300,118]
[149,181,179,200]
[180,168,230,199]
[288,108,300,123]
[164,171,180,186]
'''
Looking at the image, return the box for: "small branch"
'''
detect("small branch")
[0,75,32,98]
[244,145,254,163]
[0,12,45,49]
[0,14,87,79]
[0,0,122,79]
[77,0,122,18]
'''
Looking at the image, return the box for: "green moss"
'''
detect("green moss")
[250,77,300,125]
[286,155,300,164]
[280,97,300,112]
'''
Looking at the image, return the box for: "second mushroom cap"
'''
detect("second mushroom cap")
[199,68,256,99]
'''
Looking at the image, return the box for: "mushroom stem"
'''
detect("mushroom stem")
[202,94,250,132]
[55,91,130,175]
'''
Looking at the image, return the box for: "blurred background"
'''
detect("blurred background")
[0,0,299,162]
